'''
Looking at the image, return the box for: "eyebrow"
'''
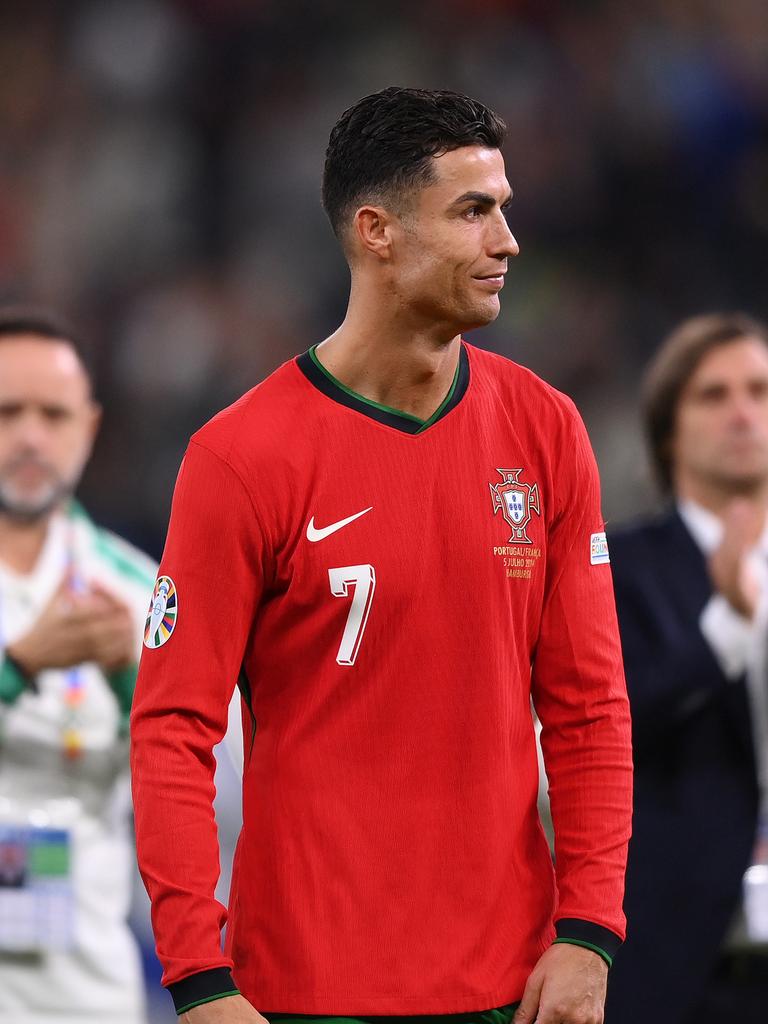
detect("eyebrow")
[453,190,513,210]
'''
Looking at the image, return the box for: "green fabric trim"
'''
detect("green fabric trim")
[94,530,156,590]
[67,498,156,590]
[265,1018,366,1023]
[66,498,90,523]
[176,989,240,1015]
[553,936,613,968]
[237,667,258,760]
[309,347,425,424]
[107,663,138,736]
[481,1004,520,1024]
[264,1004,521,1024]
[0,657,28,705]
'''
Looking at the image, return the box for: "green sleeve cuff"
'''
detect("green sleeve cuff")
[169,968,239,1015]
[176,990,241,1015]
[553,918,622,969]
[107,663,138,736]
[0,656,31,705]
[553,936,613,968]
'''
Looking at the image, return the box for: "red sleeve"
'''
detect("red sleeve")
[130,439,267,1001]
[531,402,633,960]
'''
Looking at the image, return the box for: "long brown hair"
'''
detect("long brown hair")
[643,312,768,492]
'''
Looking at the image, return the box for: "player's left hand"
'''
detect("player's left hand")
[512,943,607,1024]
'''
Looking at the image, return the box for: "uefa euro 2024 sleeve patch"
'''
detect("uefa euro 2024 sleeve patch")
[590,532,610,565]
[144,576,178,649]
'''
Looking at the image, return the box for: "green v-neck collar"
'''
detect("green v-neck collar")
[296,342,469,435]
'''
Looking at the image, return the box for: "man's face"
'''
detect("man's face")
[0,336,100,522]
[389,146,519,330]
[672,338,768,495]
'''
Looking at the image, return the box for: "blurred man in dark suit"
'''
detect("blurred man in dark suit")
[605,312,768,1024]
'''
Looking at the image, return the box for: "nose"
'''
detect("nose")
[505,231,520,258]
[728,392,763,430]
[12,410,49,451]
[491,211,520,260]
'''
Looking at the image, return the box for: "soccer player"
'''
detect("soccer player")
[0,309,156,1023]
[131,88,632,1024]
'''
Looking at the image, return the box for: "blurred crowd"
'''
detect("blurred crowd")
[1,3,767,1022]
[0,0,766,555]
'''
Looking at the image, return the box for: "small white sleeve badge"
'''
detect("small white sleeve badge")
[143,576,178,649]
[590,532,610,565]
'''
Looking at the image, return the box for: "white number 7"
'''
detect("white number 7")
[328,564,376,666]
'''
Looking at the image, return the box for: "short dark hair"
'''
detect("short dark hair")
[643,311,768,492]
[0,306,94,389]
[322,86,506,243]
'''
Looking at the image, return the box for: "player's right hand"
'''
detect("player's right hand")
[708,497,764,619]
[7,577,136,676]
[181,994,268,1023]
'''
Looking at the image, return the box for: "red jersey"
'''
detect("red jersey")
[130,341,632,1016]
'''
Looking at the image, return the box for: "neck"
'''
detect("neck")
[315,276,464,421]
[0,513,52,575]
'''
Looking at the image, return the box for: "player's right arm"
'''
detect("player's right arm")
[130,439,270,1016]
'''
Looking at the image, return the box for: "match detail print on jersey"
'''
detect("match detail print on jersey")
[328,564,376,665]
[489,468,543,581]
[306,506,373,542]
[143,576,178,649]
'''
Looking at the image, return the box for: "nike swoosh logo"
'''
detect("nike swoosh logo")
[306,506,373,542]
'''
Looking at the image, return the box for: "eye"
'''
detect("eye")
[465,205,483,220]
[42,407,70,422]
[696,385,727,405]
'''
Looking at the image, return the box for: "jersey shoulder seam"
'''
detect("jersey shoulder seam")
[467,344,580,421]
[191,359,299,445]
[187,437,270,545]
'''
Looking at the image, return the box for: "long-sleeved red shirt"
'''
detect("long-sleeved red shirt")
[130,341,632,1016]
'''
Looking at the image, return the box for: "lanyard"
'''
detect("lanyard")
[61,522,85,759]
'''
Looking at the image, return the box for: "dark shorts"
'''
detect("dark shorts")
[264,1003,520,1024]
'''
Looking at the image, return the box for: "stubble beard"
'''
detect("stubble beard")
[714,470,768,498]
[0,458,78,524]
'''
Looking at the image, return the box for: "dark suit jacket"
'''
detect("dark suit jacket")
[604,509,759,1024]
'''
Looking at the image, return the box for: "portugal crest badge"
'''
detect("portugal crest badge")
[489,468,541,543]
[143,576,178,649]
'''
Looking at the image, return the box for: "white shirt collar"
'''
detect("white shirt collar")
[678,498,768,558]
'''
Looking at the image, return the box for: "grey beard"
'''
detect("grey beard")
[0,480,74,524]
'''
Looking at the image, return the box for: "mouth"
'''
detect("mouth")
[1,459,58,489]
[474,273,506,291]
[7,459,53,475]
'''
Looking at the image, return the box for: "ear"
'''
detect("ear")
[352,205,396,260]
[85,400,103,451]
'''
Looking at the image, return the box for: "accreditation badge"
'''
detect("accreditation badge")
[0,820,75,952]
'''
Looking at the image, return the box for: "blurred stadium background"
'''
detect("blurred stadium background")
[1,1,766,1019]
